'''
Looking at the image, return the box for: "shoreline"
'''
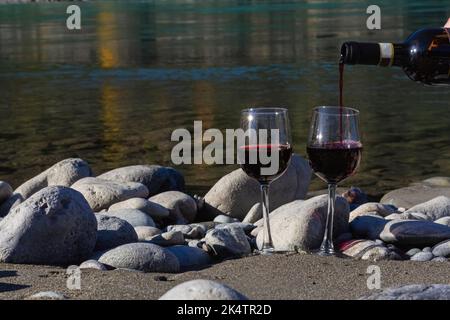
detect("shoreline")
[1,254,449,300]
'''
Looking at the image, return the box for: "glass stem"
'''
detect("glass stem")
[320,183,336,255]
[260,183,274,254]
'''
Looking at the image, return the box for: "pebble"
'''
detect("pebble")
[79,259,108,271]
[410,251,434,262]
[95,214,138,251]
[166,245,211,271]
[159,280,248,300]
[98,242,179,273]
[147,231,185,246]
[97,164,185,196]
[28,291,67,300]
[134,226,162,241]
[360,284,450,300]
[106,209,155,228]
[72,177,149,211]
[213,214,240,224]
[205,226,251,258]
[150,191,197,224]
[108,198,169,219]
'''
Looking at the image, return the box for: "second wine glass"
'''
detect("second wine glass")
[306,106,362,256]
[239,107,292,254]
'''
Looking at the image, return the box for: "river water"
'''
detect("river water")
[1,0,449,196]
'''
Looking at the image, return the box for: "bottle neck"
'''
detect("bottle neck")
[340,41,405,67]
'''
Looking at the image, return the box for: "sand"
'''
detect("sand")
[1,253,449,300]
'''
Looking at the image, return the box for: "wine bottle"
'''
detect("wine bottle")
[340,28,450,85]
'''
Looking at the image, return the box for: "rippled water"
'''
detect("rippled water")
[1,0,450,196]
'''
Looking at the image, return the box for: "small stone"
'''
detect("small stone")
[0,181,13,205]
[134,226,162,241]
[349,202,396,222]
[95,214,138,251]
[242,202,262,224]
[71,177,149,211]
[166,224,206,239]
[205,227,251,258]
[341,187,368,206]
[434,216,450,227]
[98,242,179,273]
[188,240,201,248]
[431,257,447,262]
[432,239,450,257]
[147,231,185,246]
[214,214,239,224]
[340,240,388,261]
[410,252,434,262]
[159,280,248,300]
[79,259,107,271]
[384,213,407,220]
[422,247,431,252]
[106,209,155,228]
[150,191,197,224]
[380,219,450,247]
[360,284,450,300]
[28,291,67,300]
[97,165,185,196]
[166,245,211,271]
[406,248,421,257]
[108,198,169,219]
[404,196,450,221]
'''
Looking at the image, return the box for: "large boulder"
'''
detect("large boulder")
[380,184,450,209]
[97,165,184,196]
[97,242,179,273]
[159,280,248,300]
[0,186,97,265]
[95,214,138,251]
[149,191,197,224]
[71,177,149,211]
[203,154,311,220]
[256,195,349,252]
[0,158,91,216]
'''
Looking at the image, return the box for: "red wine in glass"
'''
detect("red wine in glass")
[306,140,362,184]
[240,144,293,184]
[240,107,292,254]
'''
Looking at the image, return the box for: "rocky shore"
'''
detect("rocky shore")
[0,155,449,300]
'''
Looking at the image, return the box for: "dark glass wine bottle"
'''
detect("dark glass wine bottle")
[340,28,450,85]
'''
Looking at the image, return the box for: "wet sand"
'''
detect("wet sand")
[1,253,449,300]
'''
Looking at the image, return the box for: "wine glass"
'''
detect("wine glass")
[306,106,362,256]
[239,107,293,254]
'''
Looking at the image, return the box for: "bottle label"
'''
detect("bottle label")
[378,43,394,67]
